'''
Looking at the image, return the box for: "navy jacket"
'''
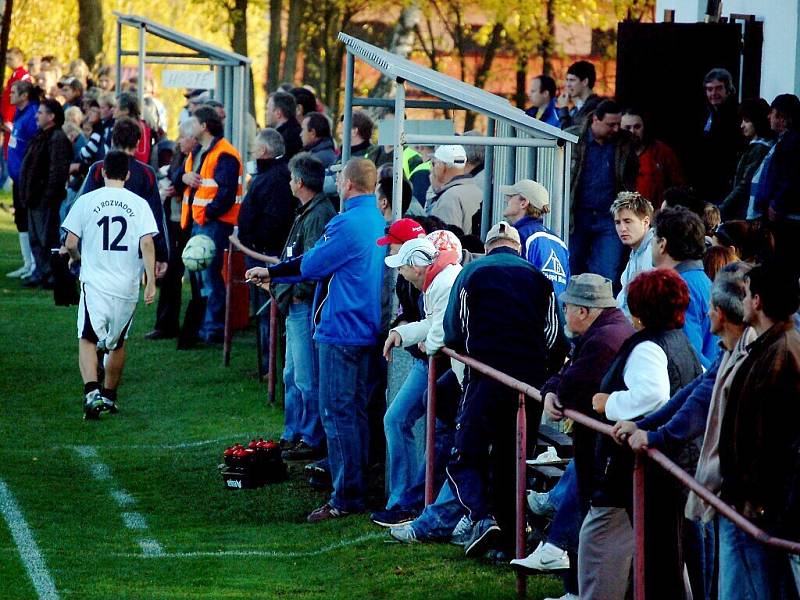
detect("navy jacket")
[237,157,295,256]
[83,156,168,262]
[7,101,38,181]
[305,137,337,169]
[277,118,303,160]
[443,246,569,386]
[525,98,559,128]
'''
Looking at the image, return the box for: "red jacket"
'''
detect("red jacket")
[636,139,684,210]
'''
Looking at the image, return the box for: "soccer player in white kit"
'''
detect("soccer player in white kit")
[61,150,159,419]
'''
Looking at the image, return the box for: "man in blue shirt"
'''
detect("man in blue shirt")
[525,75,560,128]
[246,158,386,523]
[652,206,718,368]
[567,100,638,287]
[500,178,569,296]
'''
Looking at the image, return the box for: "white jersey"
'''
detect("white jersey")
[62,186,159,301]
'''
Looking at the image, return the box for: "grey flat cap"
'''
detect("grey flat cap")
[559,273,617,308]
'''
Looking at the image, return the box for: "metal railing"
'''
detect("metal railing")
[423,347,800,599]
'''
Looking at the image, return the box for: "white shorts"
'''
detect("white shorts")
[77,284,138,350]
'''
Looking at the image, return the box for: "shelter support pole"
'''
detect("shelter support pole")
[505,129,517,192]
[223,242,234,366]
[342,52,354,164]
[137,25,146,112]
[116,21,123,101]
[480,118,495,239]
[403,134,557,148]
[391,80,406,223]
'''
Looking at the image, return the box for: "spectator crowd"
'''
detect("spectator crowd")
[2,45,799,600]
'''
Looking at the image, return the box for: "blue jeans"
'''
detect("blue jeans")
[684,518,715,600]
[718,515,799,600]
[193,220,232,341]
[282,302,323,448]
[384,358,428,510]
[569,209,626,285]
[546,461,584,553]
[410,480,464,540]
[317,342,371,513]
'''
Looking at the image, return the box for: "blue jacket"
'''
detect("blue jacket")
[7,102,39,181]
[269,194,386,346]
[637,349,721,452]
[676,260,718,368]
[513,216,570,297]
[525,99,559,128]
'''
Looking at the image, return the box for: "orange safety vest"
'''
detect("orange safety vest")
[181,138,243,229]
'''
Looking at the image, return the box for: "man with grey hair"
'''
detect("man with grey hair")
[691,67,744,203]
[236,127,295,373]
[461,131,486,192]
[426,144,482,234]
[612,262,755,600]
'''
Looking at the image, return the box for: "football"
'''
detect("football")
[182,234,216,272]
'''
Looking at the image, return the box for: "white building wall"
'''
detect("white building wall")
[655,0,800,100]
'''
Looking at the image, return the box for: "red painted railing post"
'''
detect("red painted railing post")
[516,391,527,598]
[223,241,234,366]
[267,301,278,405]
[633,452,646,600]
[424,355,437,507]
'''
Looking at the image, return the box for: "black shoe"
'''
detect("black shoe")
[279,439,296,451]
[22,276,42,288]
[370,509,418,528]
[145,329,176,340]
[282,441,325,461]
[102,397,118,414]
[83,390,104,420]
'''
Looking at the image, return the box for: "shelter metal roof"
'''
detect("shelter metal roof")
[338,32,577,144]
[115,12,251,65]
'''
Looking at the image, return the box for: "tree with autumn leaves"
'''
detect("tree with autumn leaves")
[0,0,653,127]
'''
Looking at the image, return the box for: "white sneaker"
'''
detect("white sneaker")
[450,515,471,546]
[6,265,29,278]
[543,594,578,600]
[509,541,569,572]
[526,490,555,518]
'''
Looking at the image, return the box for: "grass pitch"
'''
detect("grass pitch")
[0,204,564,599]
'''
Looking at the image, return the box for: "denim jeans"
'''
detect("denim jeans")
[718,514,799,600]
[410,480,465,540]
[193,219,232,341]
[317,342,371,513]
[384,358,428,510]
[546,461,584,553]
[282,302,323,448]
[568,209,626,286]
[245,256,270,372]
[684,518,715,600]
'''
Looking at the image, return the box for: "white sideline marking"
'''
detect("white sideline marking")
[71,447,164,557]
[115,532,384,559]
[88,463,111,481]
[110,490,135,507]
[72,446,98,459]
[0,479,60,600]
[138,538,165,556]
[121,512,147,530]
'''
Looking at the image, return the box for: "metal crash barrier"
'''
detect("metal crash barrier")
[423,347,800,599]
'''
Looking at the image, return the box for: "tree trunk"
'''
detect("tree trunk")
[369,3,421,103]
[515,55,528,109]
[77,0,103,69]
[227,0,255,117]
[540,0,556,76]
[282,0,305,84]
[0,0,13,85]
[266,0,283,93]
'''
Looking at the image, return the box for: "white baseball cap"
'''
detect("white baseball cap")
[385,238,438,268]
[433,145,467,166]
[499,179,549,210]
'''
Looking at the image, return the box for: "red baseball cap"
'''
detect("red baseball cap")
[376,218,425,246]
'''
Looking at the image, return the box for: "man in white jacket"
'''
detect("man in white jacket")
[371,236,462,528]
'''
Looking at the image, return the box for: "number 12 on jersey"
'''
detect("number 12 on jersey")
[97,216,129,251]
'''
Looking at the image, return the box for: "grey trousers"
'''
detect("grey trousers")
[578,506,634,600]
